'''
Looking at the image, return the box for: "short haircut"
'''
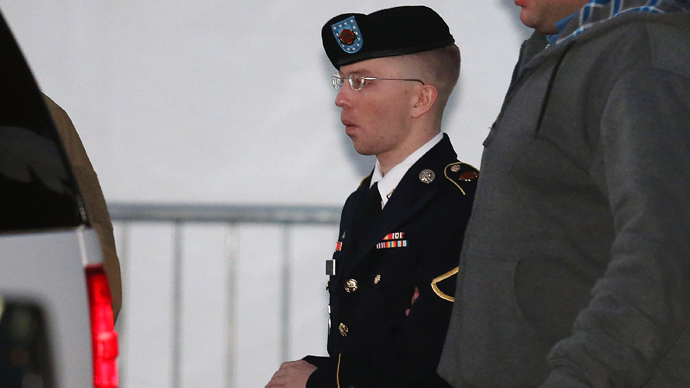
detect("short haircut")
[397,44,461,112]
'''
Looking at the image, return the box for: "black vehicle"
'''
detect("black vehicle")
[0,8,118,388]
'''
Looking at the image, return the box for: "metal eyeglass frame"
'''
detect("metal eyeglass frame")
[332,73,425,91]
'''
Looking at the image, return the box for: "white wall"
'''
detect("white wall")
[0,1,531,387]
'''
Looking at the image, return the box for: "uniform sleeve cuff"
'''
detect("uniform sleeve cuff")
[303,355,338,388]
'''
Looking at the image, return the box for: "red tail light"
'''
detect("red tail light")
[85,265,119,388]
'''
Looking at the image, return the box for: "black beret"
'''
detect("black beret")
[322,5,455,69]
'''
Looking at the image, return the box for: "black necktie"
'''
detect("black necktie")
[352,182,382,247]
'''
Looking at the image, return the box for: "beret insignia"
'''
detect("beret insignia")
[331,16,363,54]
[322,6,454,69]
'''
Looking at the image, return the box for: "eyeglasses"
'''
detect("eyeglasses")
[332,73,424,91]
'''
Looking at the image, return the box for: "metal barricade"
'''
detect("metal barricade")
[109,203,341,388]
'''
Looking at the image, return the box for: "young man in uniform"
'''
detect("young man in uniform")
[439,1,690,387]
[266,6,477,388]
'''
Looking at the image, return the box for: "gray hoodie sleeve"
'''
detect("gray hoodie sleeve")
[544,69,690,388]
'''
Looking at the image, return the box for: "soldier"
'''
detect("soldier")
[266,6,477,388]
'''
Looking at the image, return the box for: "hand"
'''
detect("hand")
[265,360,317,388]
[405,287,420,316]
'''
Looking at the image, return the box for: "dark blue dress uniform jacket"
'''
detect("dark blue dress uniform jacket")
[304,134,477,388]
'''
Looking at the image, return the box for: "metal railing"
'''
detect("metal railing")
[109,203,341,388]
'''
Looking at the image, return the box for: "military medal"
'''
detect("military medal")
[382,232,404,240]
[376,232,408,249]
[376,240,408,249]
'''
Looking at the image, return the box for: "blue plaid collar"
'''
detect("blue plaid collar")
[548,0,690,45]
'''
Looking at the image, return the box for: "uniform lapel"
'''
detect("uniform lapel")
[357,176,439,253]
[337,135,457,282]
[334,176,372,283]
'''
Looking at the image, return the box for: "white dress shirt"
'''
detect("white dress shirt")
[369,132,443,208]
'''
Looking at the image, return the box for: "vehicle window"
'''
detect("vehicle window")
[0,296,54,388]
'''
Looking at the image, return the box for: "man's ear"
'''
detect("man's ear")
[412,85,437,118]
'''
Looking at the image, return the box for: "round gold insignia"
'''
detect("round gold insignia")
[419,169,435,184]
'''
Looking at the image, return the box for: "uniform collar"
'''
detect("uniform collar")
[370,132,443,208]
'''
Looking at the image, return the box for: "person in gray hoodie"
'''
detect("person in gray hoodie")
[438,0,690,387]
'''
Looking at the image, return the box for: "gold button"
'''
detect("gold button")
[344,278,358,293]
[374,274,381,284]
[339,323,349,337]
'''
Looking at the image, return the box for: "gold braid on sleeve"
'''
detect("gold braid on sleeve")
[431,267,459,302]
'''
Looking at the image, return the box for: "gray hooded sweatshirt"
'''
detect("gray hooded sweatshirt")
[439,4,690,388]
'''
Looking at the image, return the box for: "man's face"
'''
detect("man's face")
[515,0,589,34]
[335,57,420,159]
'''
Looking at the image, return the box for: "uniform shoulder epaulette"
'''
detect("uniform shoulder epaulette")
[444,162,479,195]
